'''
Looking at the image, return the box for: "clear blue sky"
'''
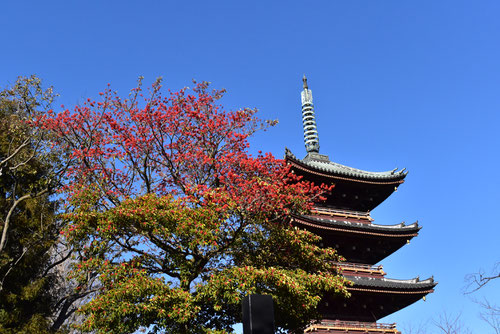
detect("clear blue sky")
[2,1,499,332]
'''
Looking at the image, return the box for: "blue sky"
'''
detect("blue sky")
[2,1,499,332]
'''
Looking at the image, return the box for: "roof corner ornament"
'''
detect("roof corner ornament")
[301,75,320,154]
[284,147,292,158]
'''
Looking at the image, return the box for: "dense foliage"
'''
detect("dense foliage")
[0,76,67,333]
[42,78,349,333]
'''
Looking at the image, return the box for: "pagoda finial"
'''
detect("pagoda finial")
[300,75,320,153]
[302,74,308,90]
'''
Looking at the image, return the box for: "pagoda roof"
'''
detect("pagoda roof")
[347,275,436,292]
[291,214,420,236]
[285,149,407,184]
[290,214,420,264]
[319,276,436,322]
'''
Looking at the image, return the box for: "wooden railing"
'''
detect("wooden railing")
[334,262,386,277]
[305,320,400,333]
[311,207,374,222]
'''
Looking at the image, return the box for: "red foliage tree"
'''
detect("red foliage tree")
[41,78,348,334]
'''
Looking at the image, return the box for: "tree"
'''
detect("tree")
[475,299,500,334]
[0,76,94,333]
[465,262,500,334]
[43,78,349,333]
[0,76,67,333]
[433,312,472,334]
[400,321,428,334]
[465,262,500,294]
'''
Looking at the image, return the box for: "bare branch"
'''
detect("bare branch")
[465,262,500,294]
[433,312,472,334]
[474,298,500,334]
[400,322,428,334]
[1,194,32,252]
[0,136,31,170]
[0,247,28,292]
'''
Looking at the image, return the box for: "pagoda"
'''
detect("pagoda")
[288,76,436,334]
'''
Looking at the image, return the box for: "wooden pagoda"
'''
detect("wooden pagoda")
[290,76,436,334]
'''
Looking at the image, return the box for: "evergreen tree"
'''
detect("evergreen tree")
[0,76,72,333]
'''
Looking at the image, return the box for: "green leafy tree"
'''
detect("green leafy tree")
[45,79,349,333]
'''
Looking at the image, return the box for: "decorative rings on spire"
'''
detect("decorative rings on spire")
[301,76,320,153]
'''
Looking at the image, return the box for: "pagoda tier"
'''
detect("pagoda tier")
[319,275,436,322]
[305,320,401,334]
[285,150,407,212]
[290,209,419,264]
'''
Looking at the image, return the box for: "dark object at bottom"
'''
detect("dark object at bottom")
[242,294,275,334]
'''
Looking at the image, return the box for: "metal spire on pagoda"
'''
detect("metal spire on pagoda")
[301,75,320,153]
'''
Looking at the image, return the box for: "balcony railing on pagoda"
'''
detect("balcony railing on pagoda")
[333,262,386,278]
[310,207,374,223]
[304,320,401,334]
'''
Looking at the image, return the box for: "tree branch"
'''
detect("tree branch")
[465,262,500,294]
[0,188,49,252]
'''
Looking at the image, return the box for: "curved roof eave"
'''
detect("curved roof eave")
[285,148,408,182]
[346,275,437,291]
[293,214,421,234]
